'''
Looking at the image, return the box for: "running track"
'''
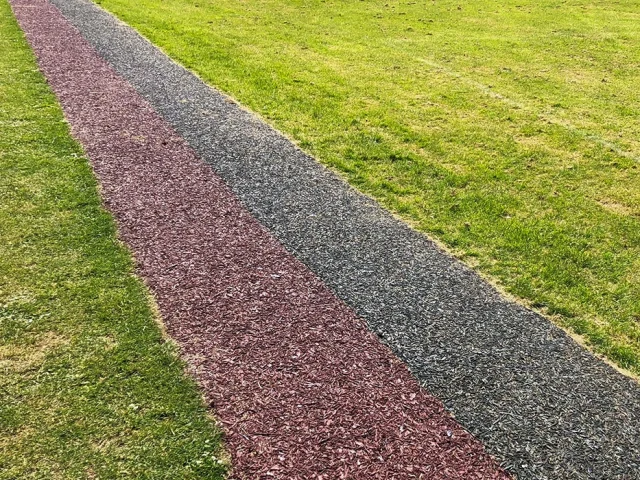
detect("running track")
[8,0,640,478]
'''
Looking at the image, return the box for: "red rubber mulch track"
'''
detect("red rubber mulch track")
[10,1,510,478]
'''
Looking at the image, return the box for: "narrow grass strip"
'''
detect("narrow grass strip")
[42,0,640,479]
[0,2,226,478]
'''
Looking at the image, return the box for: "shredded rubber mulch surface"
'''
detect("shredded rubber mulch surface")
[10,1,510,478]
[41,0,640,478]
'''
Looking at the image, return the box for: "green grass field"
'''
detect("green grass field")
[93,0,640,375]
[0,2,227,477]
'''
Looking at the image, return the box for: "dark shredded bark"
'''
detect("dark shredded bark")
[9,1,509,478]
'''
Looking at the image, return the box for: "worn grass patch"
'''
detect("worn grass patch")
[0,2,227,478]
[93,0,640,375]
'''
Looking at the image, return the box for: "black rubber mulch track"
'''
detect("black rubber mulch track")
[10,0,511,478]
[16,0,640,478]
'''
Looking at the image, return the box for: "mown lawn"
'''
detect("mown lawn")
[0,2,227,478]
[94,0,640,375]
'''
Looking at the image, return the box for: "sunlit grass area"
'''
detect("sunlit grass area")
[0,2,227,477]
[94,0,640,375]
